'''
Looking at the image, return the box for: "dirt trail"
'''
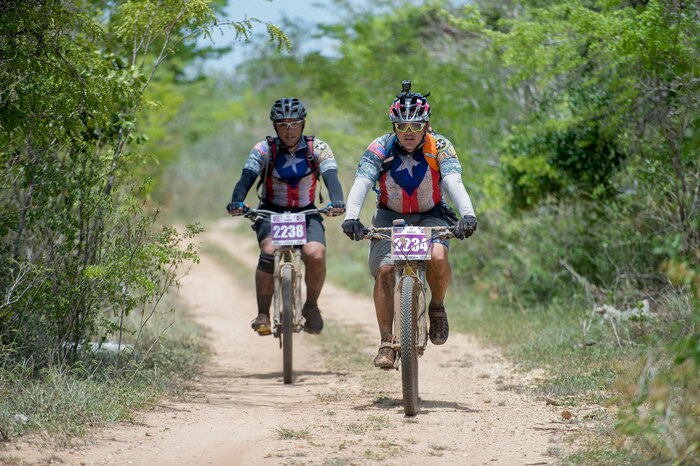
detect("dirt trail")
[7,221,569,465]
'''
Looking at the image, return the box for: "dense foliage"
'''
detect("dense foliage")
[0,1,287,367]
[0,0,292,443]
[162,0,698,462]
[1,0,697,461]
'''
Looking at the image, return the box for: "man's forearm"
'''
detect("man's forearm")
[231,168,258,202]
[344,177,373,219]
[442,173,476,217]
[321,169,344,203]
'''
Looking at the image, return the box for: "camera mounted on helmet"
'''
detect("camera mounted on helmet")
[389,80,431,123]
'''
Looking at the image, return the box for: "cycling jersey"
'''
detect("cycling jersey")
[355,132,462,214]
[242,136,338,208]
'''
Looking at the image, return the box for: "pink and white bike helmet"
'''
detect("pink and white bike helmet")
[389,80,431,123]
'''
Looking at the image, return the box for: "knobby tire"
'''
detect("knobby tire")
[281,265,294,384]
[400,277,419,416]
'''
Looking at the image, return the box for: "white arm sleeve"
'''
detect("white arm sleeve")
[344,177,374,220]
[442,173,476,217]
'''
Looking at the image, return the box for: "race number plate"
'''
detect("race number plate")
[270,213,307,246]
[391,226,432,260]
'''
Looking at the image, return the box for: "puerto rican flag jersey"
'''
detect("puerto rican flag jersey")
[243,136,338,208]
[355,132,462,214]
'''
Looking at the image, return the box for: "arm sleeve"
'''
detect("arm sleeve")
[442,173,476,218]
[321,169,344,203]
[343,177,374,220]
[230,168,258,203]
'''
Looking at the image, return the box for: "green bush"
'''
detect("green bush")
[616,294,699,464]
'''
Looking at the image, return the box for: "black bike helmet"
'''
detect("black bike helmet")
[269,97,307,121]
[389,80,431,123]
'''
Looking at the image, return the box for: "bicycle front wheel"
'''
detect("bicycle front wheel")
[399,276,420,416]
[281,265,294,384]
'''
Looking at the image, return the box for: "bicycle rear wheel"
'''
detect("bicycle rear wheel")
[399,276,419,416]
[281,265,294,384]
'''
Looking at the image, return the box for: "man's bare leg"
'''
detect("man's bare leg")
[300,241,325,334]
[251,238,276,335]
[426,243,451,344]
[301,241,325,306]
[373,264,396,367]
[426,244,451,304]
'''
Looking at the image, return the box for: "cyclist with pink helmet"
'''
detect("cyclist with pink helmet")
[341,81,477,368]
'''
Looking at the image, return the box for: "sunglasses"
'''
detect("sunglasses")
[274,120,304,130]
[394,122,426,133]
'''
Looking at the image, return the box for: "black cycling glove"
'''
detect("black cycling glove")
[227,201,246,215]
[326,201,346,217]
[341,219,365,241]
[455,215,477,239]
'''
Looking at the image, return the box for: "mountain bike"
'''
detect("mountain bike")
[243,207,329,384]
[362,220,458,416]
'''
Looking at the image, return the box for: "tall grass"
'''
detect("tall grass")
[0,293,209,443]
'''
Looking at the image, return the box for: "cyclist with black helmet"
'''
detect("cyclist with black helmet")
[341,81,477,368]
[227,97,346,336]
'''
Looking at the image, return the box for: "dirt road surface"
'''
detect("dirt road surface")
[6,221,570,465]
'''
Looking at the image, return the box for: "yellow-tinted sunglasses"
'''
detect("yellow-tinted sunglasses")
[394,122,426,133]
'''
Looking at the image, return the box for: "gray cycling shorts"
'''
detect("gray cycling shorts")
[367,208,450,278]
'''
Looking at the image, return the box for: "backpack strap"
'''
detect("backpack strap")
[305,135,317,173]
[422,133,440,175]
[256,136,277,200]
[305,135,324,204]
[373,135,397,195]
[378,135,397,179]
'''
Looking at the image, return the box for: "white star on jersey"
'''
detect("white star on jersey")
[396,155,420,177]
[281,154,303,173]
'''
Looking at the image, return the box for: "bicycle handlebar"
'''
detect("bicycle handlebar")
[242,206,330,222]
[361,225,458,242]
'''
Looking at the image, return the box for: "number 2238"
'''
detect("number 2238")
[272,224,305,239]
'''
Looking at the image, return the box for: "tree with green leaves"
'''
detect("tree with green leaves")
[443,1,699,461]
[129,0,698,461]
[0,0,288,368]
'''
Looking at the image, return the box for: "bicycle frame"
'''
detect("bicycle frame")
[365,223,454,360]
[363,221,456,415]
[241,206,328,384]
[272,247,304,335]
[393,259,428,360]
